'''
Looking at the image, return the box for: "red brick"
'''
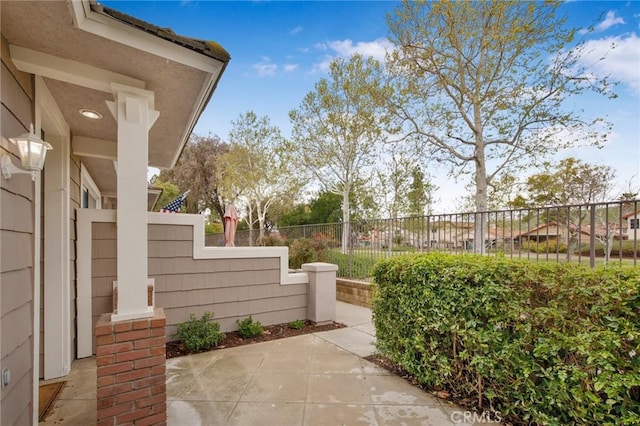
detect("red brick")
[150,327,165,337]
[150,365,166,376]
[96,419,114,426]
[96,354,115,367]
[136,412,167,426]
[136,393,165,409]
[151,317,166,328]
[133,319,151,330]
[114,348,149,363]
[97,376,115,388]
[134,337,166,350]
[98,361,133,377]
[96,334,115,346]
[116,368,149,384]
[149,346,166,357]
[116,406,152,423]
[151,384,166,395]
[115,388,150,405]
[135,374,165,390]
[96,341,134,356]
[97,382,133,399]
[150,402,167,415]
[97,397,116,410]
[115,329,150,342]
[135,356,165,370]
[96,323,114,337]
[114,321,132,333]
[97,401,133,420]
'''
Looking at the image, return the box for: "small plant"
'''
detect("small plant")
[236,316,263,338]
[173,311,225,353]
[288,319,305,330]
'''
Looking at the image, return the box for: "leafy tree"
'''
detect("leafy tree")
[525,157,616,207]
[523,157,618,262]
[221,111,300,243]
[407,165,437,216]
[385,0,616,252]
[289,54,392,253]
[149,179,181,212]
[157,134,228,221]
[375,151,412,219]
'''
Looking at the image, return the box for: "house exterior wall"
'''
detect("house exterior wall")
[90,222,308,352]
[1,33,35,426]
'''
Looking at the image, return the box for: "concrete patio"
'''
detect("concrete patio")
[40,302,493,425]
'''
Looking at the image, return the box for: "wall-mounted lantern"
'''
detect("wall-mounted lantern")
[1,124,52,181]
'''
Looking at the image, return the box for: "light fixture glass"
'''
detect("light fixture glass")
[2,124,52,181]
[79,108,103,119]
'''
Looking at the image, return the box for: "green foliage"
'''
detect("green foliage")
[288,319,306,330]
[288,237,329,269]
[256,235,286,246]
[236,316,264,338]
[173,312,225,353]
[520,238,568,254]
[327,251,377,280]
[205,222,223,235]
[150,180,181,212]
[372,253,640,425]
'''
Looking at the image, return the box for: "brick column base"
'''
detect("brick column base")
[95,308,167,426]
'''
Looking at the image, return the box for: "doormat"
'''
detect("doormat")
[38,381,66,422]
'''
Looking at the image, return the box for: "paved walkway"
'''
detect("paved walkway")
[42,302,492,425]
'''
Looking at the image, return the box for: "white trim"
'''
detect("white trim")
[76,210,308,357]
[70,0,225,73]
[9,45,145,94]
[80,163,102,209]
[36,77,72,380]
[31,171,42,426]
[73,136,117,161]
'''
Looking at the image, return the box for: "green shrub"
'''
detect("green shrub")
[288,319,305,330]
[288,237,329,269]
[173,311,225,353]
[372,253,640,425]
[520,238,568,253]
[327,251,377,279]
[256,234,286,246]
[236,316,264,338]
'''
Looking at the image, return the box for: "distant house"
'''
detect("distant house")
[514,221,625,244]
[622,210,640,241]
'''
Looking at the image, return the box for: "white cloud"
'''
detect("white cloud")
[290,26,303,35]
[578,33,640,92]
[312,37,393,73]
[596,11,625,32]
[283,63,299,72]
[253,58,278,77]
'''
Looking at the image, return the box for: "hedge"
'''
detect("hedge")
[372,253,639,425]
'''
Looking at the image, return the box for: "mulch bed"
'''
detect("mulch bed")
[166,320,345,359]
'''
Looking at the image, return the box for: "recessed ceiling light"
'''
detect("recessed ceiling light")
[79,109,103,119]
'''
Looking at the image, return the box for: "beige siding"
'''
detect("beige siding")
[1,31,35,425]
[90,223,308,352]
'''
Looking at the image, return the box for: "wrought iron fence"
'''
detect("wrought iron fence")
[206,200,639,280]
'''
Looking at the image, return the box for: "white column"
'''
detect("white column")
[107,83,159,321]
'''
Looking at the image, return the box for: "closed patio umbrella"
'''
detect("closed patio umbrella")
[223,203,238,247]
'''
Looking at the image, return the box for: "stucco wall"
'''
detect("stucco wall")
[90,222,308,352]
[0,33,35,426]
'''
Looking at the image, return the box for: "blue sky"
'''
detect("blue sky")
[103,0,639,212]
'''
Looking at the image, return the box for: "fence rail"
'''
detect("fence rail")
[206,200,640,279]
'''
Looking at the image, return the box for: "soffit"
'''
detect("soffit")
[0,0,227,197]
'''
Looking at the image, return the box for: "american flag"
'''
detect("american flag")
[160,190,189,213]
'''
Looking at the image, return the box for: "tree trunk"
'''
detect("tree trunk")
[341,188,350,255]
[474,148,488,255]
